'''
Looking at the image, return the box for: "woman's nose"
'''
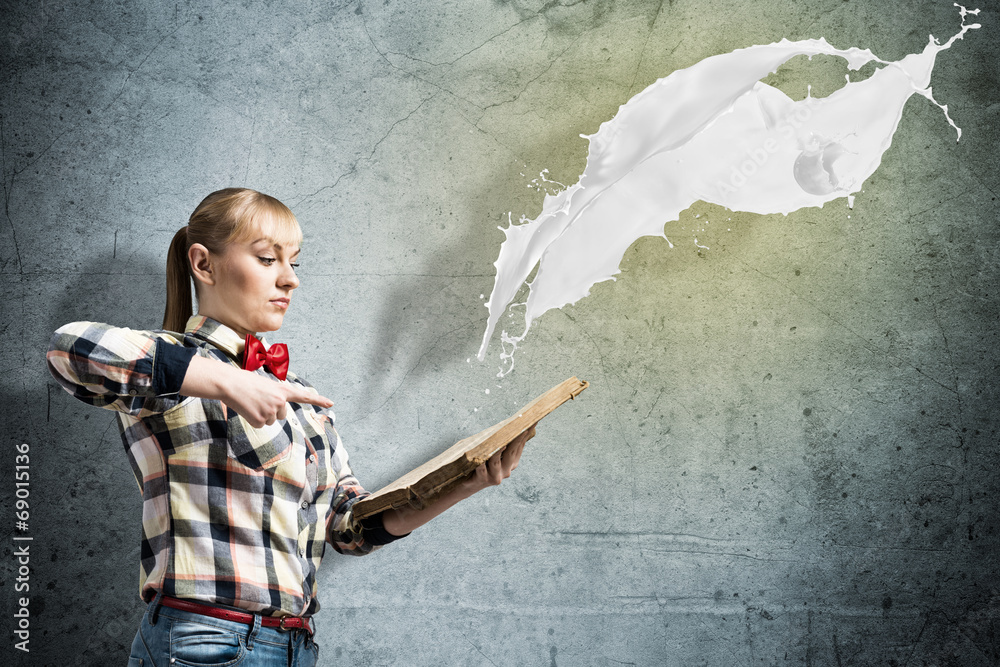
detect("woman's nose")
[279,262,299,289]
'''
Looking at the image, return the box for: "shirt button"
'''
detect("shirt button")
[128,389,138,396]
[301,501,309,510]
[309,454,316,463]
[299,548,306,557]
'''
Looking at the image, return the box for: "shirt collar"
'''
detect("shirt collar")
[184,315,271,361]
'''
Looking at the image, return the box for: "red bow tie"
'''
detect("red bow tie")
[242,334,289,380]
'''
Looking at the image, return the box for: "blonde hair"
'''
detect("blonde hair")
[162,188,303,332]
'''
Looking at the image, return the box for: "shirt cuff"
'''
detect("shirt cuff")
[152,339,197,396]
[359,512,409,546]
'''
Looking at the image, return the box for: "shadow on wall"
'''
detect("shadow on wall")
[37,250,163,661]
[46,251,166,336]
[351,132,568,450]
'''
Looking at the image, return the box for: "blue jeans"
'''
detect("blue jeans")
[127,594,319,667]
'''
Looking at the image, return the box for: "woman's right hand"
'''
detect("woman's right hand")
[181,355,334,427]
[222,371,334,427]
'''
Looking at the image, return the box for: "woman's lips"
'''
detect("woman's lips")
[270,298,290,310]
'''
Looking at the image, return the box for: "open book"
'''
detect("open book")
[351,376,589,521]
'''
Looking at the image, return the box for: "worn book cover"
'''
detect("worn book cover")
[352,376,589,521]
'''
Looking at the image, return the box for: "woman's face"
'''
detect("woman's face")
[200,231,301,337]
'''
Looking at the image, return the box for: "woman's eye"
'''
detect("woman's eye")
[290,263,300,269]
[258,257,276,266]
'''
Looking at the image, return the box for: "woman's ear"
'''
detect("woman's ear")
[188,243,216,286]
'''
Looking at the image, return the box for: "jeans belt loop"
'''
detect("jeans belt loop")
[148,591,165,627]
[246,613,261,651]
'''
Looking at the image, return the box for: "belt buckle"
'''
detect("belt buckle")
[278,616,315,637]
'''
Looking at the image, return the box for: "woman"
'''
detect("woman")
[47,188,532,666]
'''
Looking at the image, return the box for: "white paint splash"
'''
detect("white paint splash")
[478,5,979,374]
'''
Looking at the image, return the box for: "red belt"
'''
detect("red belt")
[160,596,314,635]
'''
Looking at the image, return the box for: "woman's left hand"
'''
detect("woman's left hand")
[464,424,535,491]
[381,424,538,537]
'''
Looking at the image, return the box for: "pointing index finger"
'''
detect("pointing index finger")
[287,386,335,409]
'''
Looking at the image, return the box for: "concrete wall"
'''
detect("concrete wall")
[3,1,998,664]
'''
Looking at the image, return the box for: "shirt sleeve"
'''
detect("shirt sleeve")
[357,512,408,546]
[324,425,407,554]
[46,321,196,416]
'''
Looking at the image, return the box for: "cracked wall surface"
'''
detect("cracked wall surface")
[2,0,999,664]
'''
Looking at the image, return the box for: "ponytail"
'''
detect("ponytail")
[162,226,192,332]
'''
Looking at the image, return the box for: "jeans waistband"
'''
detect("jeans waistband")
[146,592,315,649]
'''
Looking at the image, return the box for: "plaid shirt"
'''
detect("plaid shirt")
[47,315,391,617]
